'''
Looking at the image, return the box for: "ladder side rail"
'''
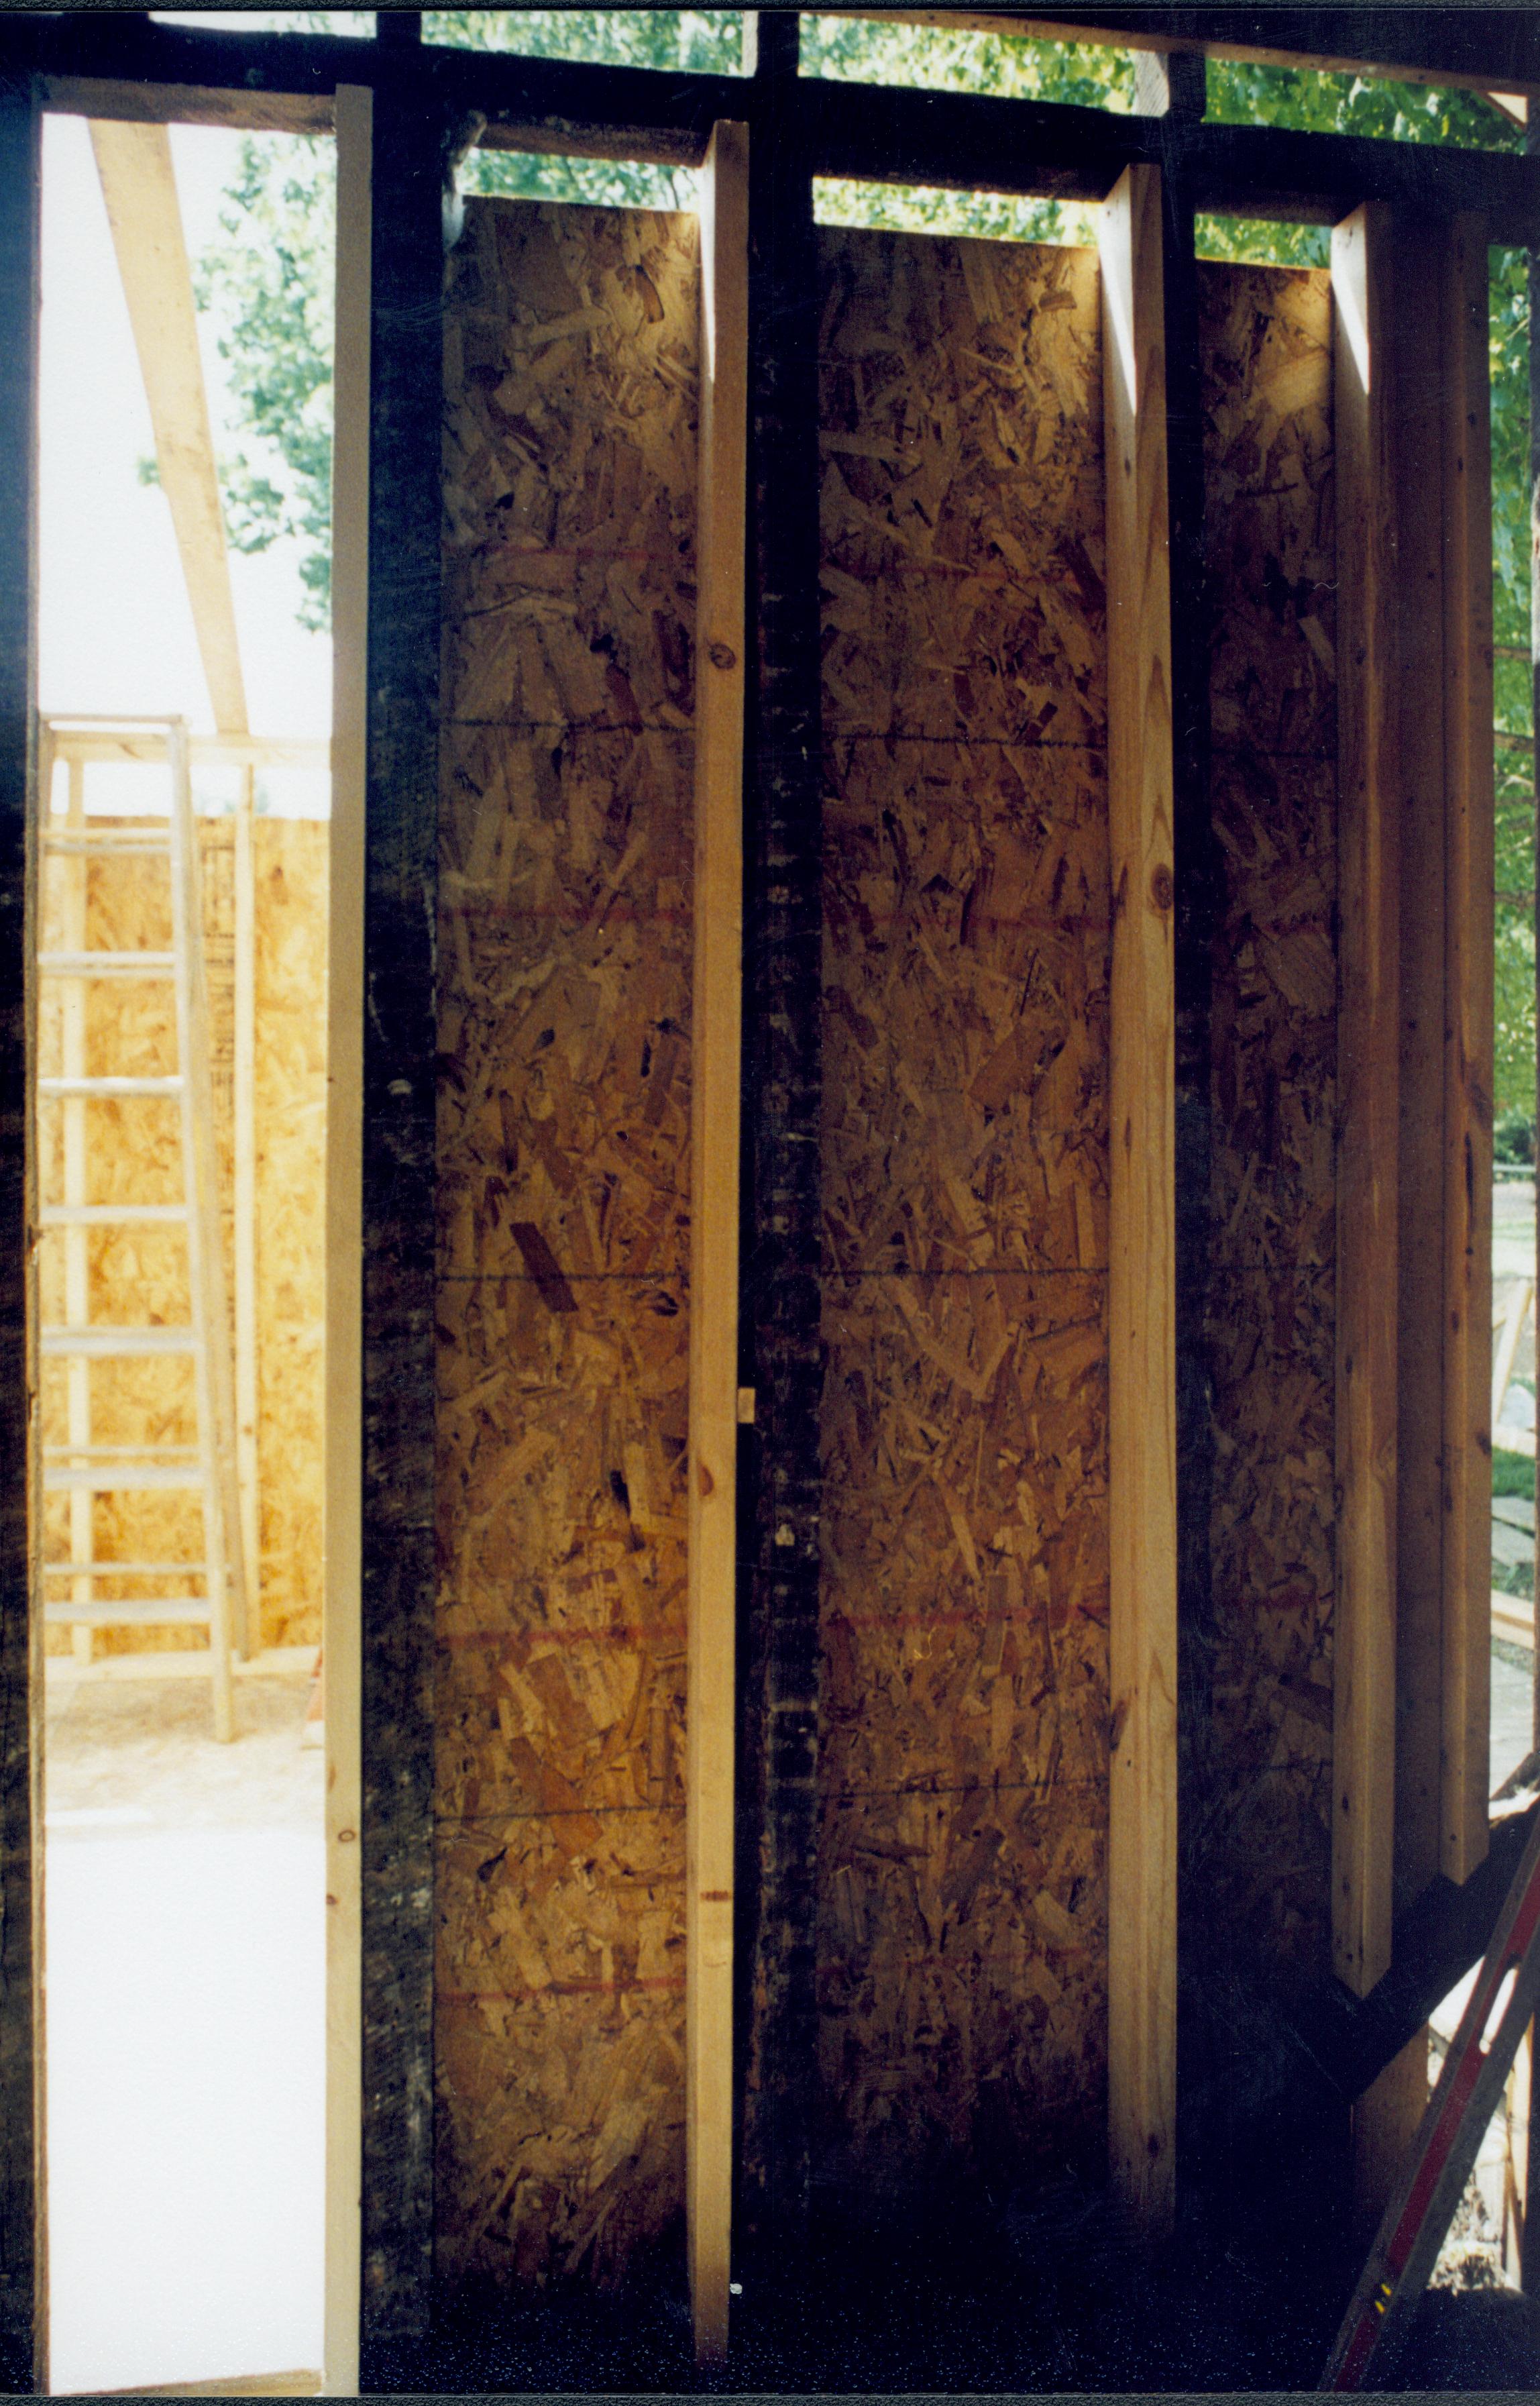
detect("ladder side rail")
[166,719,240,1740]
[60,751,93,1666]
[1323,1808,1540,2387]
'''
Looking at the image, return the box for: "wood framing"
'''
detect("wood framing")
[1099,161,1178,2236]
[686,117,749,2366]
[1331,203,1399,1999]
[357,79,441,2381]
[324,79,370,2403]
[1438,212,1494,1887]
[736,11,826,2252]
[87,120,249,737]
[234,766,258,1654]
[0,72,39,2399]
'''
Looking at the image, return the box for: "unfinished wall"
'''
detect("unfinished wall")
[815,227,1112,2201]
[435,197,698,2291]
[37,813,327,1655]
[1199,260,1337,1983]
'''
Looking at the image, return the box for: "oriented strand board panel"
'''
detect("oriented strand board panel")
[36,815,326,1655]
[1199,262,1338,1982]
[816,228,1112,2198]
[437,197,697,2290]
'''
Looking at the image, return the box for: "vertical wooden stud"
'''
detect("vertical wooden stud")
[61,760,93,1666]
[233,760,259,1657]
[0,72,40,2394]
[1439,211,1494,1887]
[1332,203,1400,1999]
[1392,225,1447,1930]
[358,76,441,2381]
[1099,161,1178,2236]
[737,9,825,2254]
[688,119,749,2367]
[323,80,370,2404]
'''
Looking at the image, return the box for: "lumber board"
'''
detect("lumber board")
[324,80,370,2405]
[737,15,826,2249]
[686,119,748,2367]
[233,771,258,1655]
[1438,213,1494,1888]
[87,121,248,737]
[1099,162,1177,2237]
[1392,227,1448,1928]
[0,76,38,2397]
[358,82,441,2380]
[1331,204,1398,2000]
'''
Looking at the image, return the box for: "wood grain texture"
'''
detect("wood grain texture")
[0,80,38,2395]
[736,27,826,2248]
[1200,262,1338,1987]
[686,119,748,2364]
[1438,211,1493,1887]
[1330,204,1399,1999]
[359,84,443,2374]
[1099,162,1176,2236]
[815,221,1112,2211]
[437,194,699,2295]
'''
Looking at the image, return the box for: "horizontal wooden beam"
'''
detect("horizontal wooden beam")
[16,19,1540,243]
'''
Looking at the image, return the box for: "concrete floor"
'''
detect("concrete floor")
[44,1673,323,2397]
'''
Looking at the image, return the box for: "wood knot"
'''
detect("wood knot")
[698,1460,716,1498]
[1150,864,1174,912]
[708,641,737,672]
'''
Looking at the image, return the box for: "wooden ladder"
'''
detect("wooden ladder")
[38,715,247,1740]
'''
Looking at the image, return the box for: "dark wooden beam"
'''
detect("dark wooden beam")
[0,68,38,2400]
[358,74,442,2387]
[735,8,826,2268]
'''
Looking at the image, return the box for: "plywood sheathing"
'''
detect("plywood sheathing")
[816,229,1112,2197]
[1199,262,1338,1981]
[437,197,698,2291]
[37,815,327,1655]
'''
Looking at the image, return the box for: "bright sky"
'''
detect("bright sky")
[39,114,333,760]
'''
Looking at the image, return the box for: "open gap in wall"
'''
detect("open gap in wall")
[423,9,749,74]
[1204,57,1523,151]
[37,106,333,2396]
[798,13,1136,110]
[150,10,375,34]
[463,142,700,213]
[812,178,1099,247]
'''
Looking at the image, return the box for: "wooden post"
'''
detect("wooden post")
[737,8,826,2257]
[323,80,370,2403]
[233,760,259,1656]
[1099,160,1178,2236]
[1331,203,1400,1999]
[1439,212,1494,1887]
[687,117,749,2366]
[358,76,442,2379]
[0,80,40,2387]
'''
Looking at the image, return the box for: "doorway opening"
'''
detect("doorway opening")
[37,108,336,2395]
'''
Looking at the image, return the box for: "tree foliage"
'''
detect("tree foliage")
[197,12,1535,1110]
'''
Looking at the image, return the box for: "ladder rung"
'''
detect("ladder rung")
[39,1204,188,1227]
[38,952,176,979]
[44,1464,205,1491]
[44,1599,212,1626]
[42,834,171,856]
[42,1560,207,1579]
[41,1326,197,1357]
[38,1077,182,1099]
